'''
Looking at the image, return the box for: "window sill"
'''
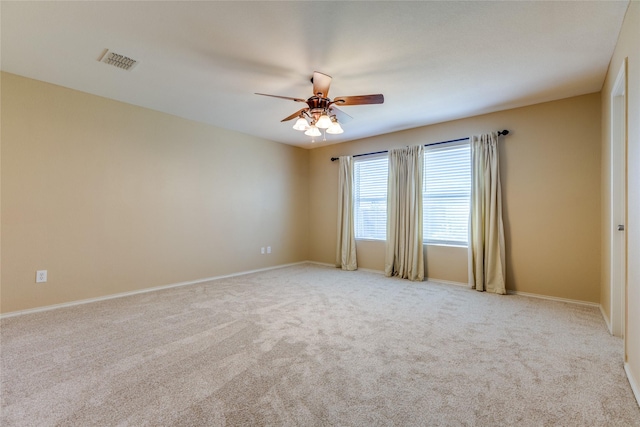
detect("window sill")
[356,238,467,249]
[424,242,468,248]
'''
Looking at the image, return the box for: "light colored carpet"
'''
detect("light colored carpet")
[1,263,639,426]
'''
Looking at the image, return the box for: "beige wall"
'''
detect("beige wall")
[1,72,309,314]
[310,93,602,303]
[1,72,604,315]
[601,0,640,398]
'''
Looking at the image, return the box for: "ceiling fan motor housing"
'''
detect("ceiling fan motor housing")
[307,96,330,111]
[307,96,332,120]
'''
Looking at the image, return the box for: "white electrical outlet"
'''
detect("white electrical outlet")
[267,246,272,254]
[36,270,47,283]
[261,247,265,254]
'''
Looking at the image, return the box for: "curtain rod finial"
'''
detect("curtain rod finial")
[498,130,509,136]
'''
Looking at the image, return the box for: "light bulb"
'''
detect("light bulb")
[315,113,332,129]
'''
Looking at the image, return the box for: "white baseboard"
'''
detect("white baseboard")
[0,261,308,319]
[358,267,385,275]
[600,304,613,334]
[306,261,335,268]
[625,363,640,407]
[316,269,607,310]
[305,261,386,275]
[425,281,600,309]
[427,278,468,287]
[1,261,603,318]
[506,289,600,308]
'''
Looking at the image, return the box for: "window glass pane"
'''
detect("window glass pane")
[354,156,388,240]
[423,142,470,245]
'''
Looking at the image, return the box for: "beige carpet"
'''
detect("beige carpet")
[1,263,639,426]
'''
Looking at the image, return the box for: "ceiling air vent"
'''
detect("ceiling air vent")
[98,49,138,71]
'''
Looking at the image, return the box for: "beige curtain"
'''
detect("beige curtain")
[385,145,424,281]
[336,156,357,270]
[469,132,506,294]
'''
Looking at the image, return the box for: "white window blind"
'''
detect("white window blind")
[354,156,388,240]
[423,142,471,245]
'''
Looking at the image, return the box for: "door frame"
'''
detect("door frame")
[610,58,627,338]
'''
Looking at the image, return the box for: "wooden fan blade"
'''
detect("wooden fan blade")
[312,71,332,98]
[329,106,353,124]
[333,94,384,105]
[281,108,309,122]
[255,93,307,103]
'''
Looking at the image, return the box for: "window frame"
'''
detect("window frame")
[353,154,389,241]
[350,140,471,246]
[422,140,471,247]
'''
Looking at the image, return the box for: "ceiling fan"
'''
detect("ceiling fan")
[256,71,384,139]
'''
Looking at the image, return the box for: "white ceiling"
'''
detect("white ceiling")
[0,1,629,149]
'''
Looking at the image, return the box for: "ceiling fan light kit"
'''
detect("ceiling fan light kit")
[256,71,384,142]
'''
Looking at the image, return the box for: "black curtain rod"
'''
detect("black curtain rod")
[330,130,510,162]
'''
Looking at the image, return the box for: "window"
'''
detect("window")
[352,141,471,245]
[353,156,388,240]
[423,142,471,246]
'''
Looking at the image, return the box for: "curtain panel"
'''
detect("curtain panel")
[336,156,357,270]
[385,145,424,281]
[468,132,506,294]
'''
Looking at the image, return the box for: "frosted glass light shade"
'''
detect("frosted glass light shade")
[304,125,321,137]
[326,121,344,134]
[315,113,332,129]
[292,117,308,131]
